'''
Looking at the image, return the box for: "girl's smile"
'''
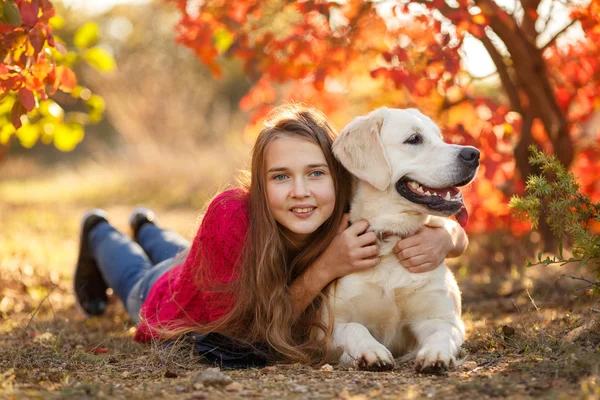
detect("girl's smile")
[265,136,336,247]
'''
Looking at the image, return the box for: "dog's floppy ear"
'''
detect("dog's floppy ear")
[333,107,392,191]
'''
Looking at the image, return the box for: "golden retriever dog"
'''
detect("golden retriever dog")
[325,107,479,373]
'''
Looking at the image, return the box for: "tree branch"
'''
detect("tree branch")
[519,0,541,42]
[440,95,472,111]
[563,274,600,290]
[479,33,523,113]
[541,0,557,35]
[541,19,577,51]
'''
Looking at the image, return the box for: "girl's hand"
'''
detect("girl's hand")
[318,214,380,281]
[393,226,454,274]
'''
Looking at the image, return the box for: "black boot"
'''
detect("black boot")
[73,209,109,317]
[128,207,157,241]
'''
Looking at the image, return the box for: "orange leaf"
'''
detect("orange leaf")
[472,14,488,25]
[56,66,77,93]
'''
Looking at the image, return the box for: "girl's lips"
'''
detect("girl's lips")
[290,207,316,219]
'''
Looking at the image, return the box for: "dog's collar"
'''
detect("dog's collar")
[375,231,402,242]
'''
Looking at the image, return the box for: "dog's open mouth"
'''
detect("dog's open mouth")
[395,178,469,227]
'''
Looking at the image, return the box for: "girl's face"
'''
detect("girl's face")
[265,136,336,247]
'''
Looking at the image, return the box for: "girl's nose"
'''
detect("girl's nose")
[291,178,310,198]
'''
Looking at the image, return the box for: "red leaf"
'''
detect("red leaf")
[87,347,109,354]
[18,87,35,111]
[19,0,40,28]
[10,101,26,129]
[28,27,46,55]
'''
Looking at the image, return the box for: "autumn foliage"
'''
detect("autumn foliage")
[167,0,600,235]
[0,0,112,152]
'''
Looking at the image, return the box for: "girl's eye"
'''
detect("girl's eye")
[310,170,325,177]
[404,134,422,145]
[273,174,288,181]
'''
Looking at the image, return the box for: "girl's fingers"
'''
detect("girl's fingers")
[395,234,422,251]
[346,218,370,236]
[399,254,429,268]
[406,263,437,274]
[355,245,379,259]
[395,245,422,261]
[356,231,377,247]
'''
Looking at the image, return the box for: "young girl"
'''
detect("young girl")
[73,104,468,364]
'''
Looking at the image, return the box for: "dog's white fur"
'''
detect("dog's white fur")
[324,107,478,372]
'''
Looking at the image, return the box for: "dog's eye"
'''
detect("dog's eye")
[404,134,422,145]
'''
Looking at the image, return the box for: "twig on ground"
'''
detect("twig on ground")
[512,299,531,338]
[525,285,540,313]
[22,285,57,334]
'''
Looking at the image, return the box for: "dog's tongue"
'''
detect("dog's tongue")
[454,203,469,228]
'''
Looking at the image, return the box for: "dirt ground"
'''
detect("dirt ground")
[1,166,599,399]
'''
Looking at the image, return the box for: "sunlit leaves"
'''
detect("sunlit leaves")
[73,22,99,49]
[167,0,600,235]
[83,47,116,72]
[1,2,114,153]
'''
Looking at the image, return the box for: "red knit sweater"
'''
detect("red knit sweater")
[134,188,249,342]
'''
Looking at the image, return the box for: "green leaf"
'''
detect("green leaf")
[558,242,563,259]
[0,119,15,144]
[83,47,116,72]
[577,258,590,269]
[74,22,99,49]
[3,0,22,26]
[53,122,84,152]
[49,14,65,30]
[537,251,543,262]
[214,28,234,54]
[16,124,40,149]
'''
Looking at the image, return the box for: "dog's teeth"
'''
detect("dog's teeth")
[425,191,431,196]
[409,181,419,189]
[445,192,451,201]
[417,186,424,193]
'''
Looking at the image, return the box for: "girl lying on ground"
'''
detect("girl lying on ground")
[73,104,468,366]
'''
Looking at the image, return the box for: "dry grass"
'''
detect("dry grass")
[1,153,600,399]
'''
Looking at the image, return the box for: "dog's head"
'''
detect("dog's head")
[333,107,479,227]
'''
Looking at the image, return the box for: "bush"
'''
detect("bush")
[508,146,600,273]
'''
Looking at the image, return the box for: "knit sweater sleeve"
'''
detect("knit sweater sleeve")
[133,188,249,342]
[189,187,250,286]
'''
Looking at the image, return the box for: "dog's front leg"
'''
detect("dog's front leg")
[333,322,395,371]
[411,317,465,374]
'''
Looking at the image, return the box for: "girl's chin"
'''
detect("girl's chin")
[281,221,322,239]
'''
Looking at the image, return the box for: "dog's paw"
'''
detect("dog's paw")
[355,345,395,371]
[414,345,456,375]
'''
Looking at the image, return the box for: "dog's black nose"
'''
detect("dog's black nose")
[459,147,480,166]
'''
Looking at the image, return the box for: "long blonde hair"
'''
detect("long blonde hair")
[177,104,351,363]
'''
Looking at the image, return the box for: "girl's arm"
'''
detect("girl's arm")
[289,214,380,316]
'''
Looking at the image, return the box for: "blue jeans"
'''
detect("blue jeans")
[89,221,189,323]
